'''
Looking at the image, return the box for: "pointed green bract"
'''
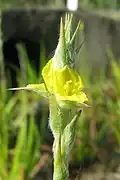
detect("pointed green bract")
[53,18,67,69]
[53,14,82,69]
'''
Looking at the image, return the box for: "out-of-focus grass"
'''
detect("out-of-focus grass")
[0,42,48,179]
[71,50,120,168]
[0,0,65,9]
[79,0,118,9]
[1,22,120,180]
[0,0,119,9]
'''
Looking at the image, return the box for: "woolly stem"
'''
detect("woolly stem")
[49,95,81,180]
[53,137,69,180]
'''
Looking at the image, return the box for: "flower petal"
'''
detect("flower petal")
[42,59,54,92]
[42,59,88,105]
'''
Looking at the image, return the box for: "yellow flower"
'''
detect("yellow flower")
[9,14,88,108]
[41,59,88,105]
[14,58,87,107]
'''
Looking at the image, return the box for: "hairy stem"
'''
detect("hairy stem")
[53,137,69,180]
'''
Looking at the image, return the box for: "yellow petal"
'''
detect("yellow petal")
[42,59,54,92]
[53,65,84,97]
[42,59,88,104]
[56,92,88,102]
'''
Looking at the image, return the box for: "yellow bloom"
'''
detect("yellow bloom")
[11,59,88,107]
[9,14,88,107]
[42,59,88,105]
[14,60,86,107]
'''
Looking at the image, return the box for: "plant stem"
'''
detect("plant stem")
[53,137,69,180]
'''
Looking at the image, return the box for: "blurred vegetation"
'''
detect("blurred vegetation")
[71,51,120,168]
[1,0,120,9]
[79,0,119,9]
[0,0,65,8]
[0,43,49,179]
[1,0,120,177]
[1,38,120,179]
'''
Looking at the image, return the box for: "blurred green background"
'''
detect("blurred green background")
[1,0,120,180]
[1,0,120,8]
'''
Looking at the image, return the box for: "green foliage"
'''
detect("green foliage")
[1,15,120,179]
[0,0,120,9]
[0,44,48,179]
[79,0,118,9]
[0,0,65,8]
[70,52,120,166]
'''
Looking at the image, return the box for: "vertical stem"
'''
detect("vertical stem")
[53,138,69,180]
[52,110,81,180]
